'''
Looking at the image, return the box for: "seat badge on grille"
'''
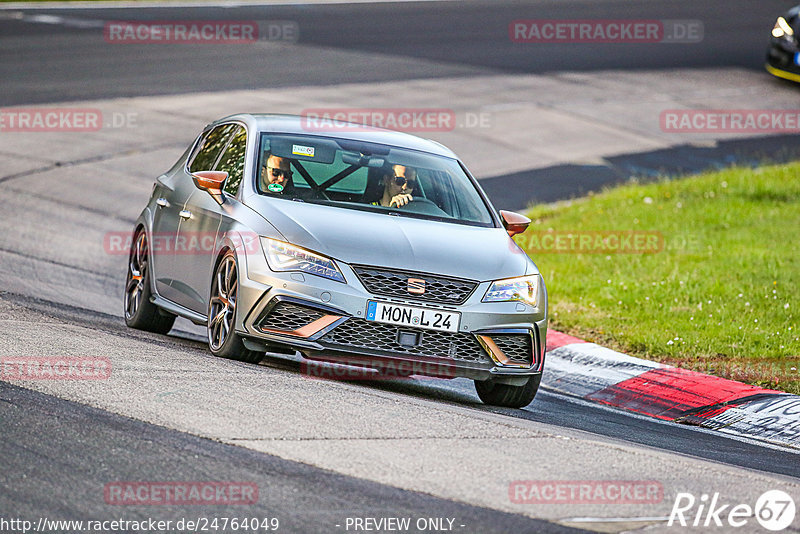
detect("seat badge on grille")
[407,278,426,295]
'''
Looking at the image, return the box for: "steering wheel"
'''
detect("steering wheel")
[403,198,449,216]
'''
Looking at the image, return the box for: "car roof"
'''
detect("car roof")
[210,113,458,159]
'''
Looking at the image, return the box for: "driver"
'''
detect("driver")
[372,164,417,208]
[259,154,293,194]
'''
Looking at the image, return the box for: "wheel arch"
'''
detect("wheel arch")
[213,229,255,277]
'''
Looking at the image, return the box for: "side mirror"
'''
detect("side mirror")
[499,210,531,237]
[191,170,227,204]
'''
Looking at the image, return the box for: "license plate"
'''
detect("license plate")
[365,301,460,333]
[795,52,800,66]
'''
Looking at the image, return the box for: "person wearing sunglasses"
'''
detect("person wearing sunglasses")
[259,154,294,194]
[372,164,417,208]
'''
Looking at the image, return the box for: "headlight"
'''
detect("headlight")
[773,17,794,40]
[261,237,345,283]
[482,274,540,307]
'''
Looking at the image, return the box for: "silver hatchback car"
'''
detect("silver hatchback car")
[124,114,547,408]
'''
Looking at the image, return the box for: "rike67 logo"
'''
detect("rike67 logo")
[668,490,796,531]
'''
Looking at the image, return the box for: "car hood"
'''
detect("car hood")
[246,197,534,282]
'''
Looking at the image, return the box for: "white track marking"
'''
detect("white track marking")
[0,11,105,28]
[2,0,460,11]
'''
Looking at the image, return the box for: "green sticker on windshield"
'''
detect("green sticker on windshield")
[267,183,284,193]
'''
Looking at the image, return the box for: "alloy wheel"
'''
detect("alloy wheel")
[124,232,148,320]
[209,255,238,351]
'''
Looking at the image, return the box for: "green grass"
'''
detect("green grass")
[517,162,800,394]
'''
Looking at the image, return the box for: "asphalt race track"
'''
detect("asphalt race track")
[0,0,794,104]
[0,382,582,533]
[1,1,799,533]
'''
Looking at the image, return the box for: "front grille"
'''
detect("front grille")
[257,301,325,333]
[489,334,533,365]
[352,266,477,305]
[319,318,490,365]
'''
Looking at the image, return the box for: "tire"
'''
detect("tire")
[207,251,263,364]
[474,373,541,408]
[124,229,176,334]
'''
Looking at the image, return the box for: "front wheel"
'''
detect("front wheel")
[207,251,263,364]
[474,374,541,408]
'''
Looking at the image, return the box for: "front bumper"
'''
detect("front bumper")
[234,250,547,383]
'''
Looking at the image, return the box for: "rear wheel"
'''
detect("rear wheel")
[124,229,175,334]
[208,251,263,364]
[474,374,541,408]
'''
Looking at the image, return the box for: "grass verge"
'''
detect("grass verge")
[517,162,799,394]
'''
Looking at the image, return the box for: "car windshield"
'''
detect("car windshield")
[255,133,494,226]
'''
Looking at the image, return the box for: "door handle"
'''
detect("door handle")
[179,210,192,220]
[156,198,169,208]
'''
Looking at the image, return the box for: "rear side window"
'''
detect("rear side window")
[189,124,237,173]
[217,126,247,196]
